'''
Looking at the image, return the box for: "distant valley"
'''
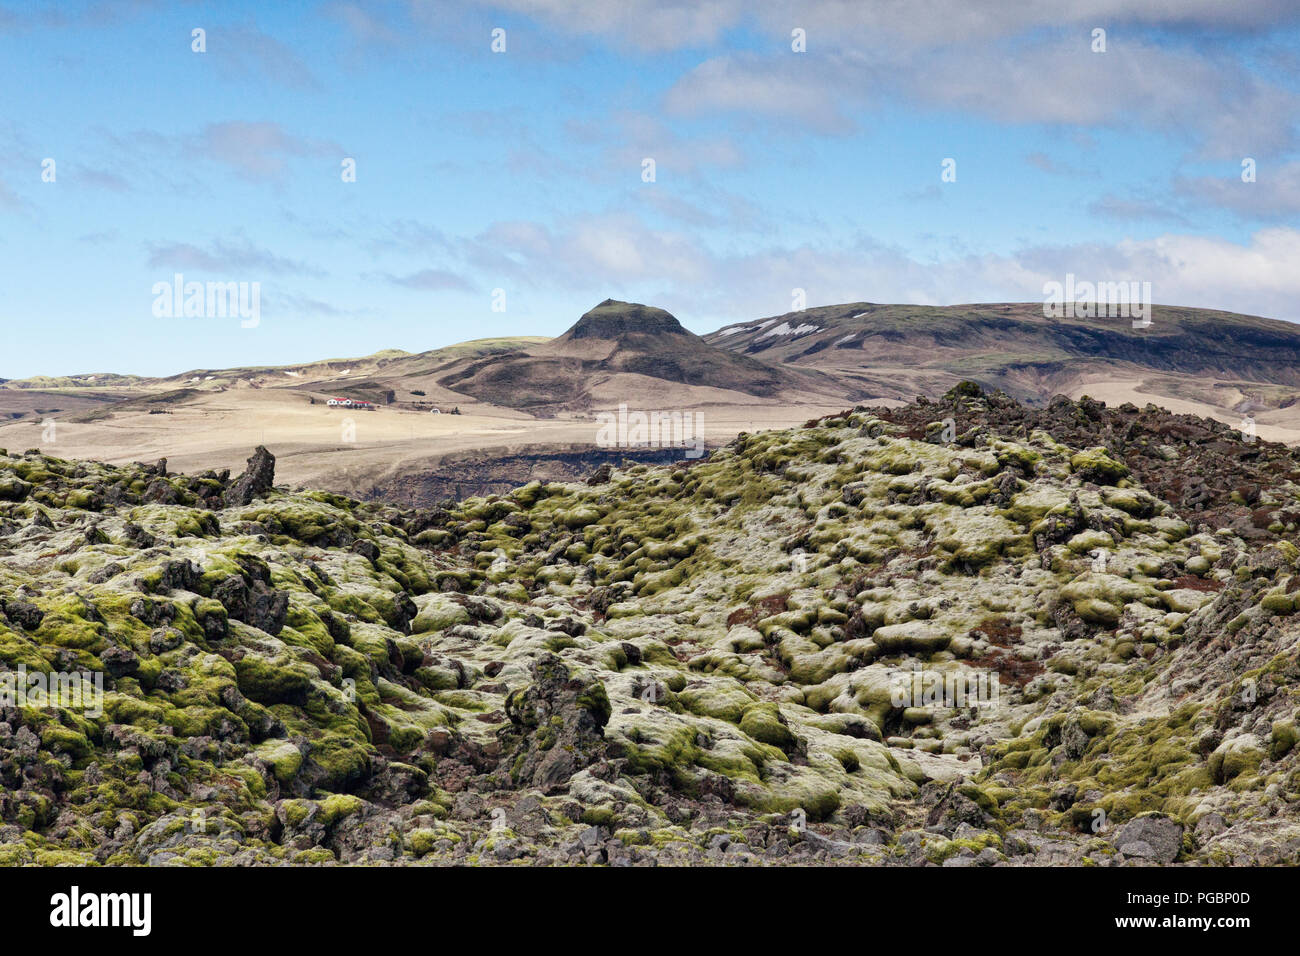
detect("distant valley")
[3,298,1299,505]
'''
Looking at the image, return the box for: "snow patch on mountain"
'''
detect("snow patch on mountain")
[759,322,821,340]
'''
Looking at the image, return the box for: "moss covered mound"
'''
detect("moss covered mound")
[3,388,1300,866]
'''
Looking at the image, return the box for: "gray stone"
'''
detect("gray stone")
[1119,840,1156,859]
[1194,813,1227,840]
[1113,814,1183,863]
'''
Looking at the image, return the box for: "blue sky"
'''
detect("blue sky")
[2,0,1299,378]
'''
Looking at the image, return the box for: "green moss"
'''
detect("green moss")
[307,734,371,790]
[1262,592,1296,615]
[1271,720,1298,760]
[318,793,364,825]
[407,828,441,856]
[234,655,315,705]
[1069,447,1129,484]
[281,798,314,828]
[580,806,617,827]
[255,739,304,785]
[677,682,756,724]
[739,703,798,752]
[1210,738,1265,783]
[924,831,1002,863]
[410,595,471,634]
[575,680,612,725]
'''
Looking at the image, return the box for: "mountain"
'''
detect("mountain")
[434,299,831,414]
[559,298,688,339]
[0,302,851,504]
[706,302,1300,439]
[5,298,1300,509]
[3,382,1298,865]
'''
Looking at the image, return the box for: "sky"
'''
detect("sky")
[1,0,1299,378]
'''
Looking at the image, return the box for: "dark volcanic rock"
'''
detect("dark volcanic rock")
[0,599,44,631]
[1113,815,1183,863]
[224,446,276,508]
[212,574,289,636]
[503,654,611,792]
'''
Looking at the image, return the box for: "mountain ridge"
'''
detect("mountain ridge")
[705,301,1300,408]
[437,298,802,413]
[5,298,1300,507]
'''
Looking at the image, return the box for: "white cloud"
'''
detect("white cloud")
[665,37,1299,158]
[451,2,1300,160]
[380,268,475,292]
[1088,193,1188,224]
[1113,228,1300,311]
[1178,161,1300,218]
[450,213,1300,324]
[665,53,864,132]
[468,214,712,288]
[465,0,1300,53]
[466,0,744,51]
[188,122,342,183]
[906,38,1297,158]
[750,0,1300,52]
[217,26,320,90]
[607,112,743,174]
[145,237,320,276]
